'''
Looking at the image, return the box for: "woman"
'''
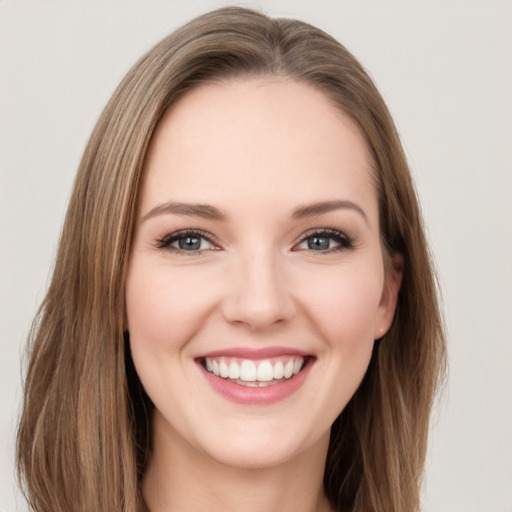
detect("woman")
[16,6,446,512]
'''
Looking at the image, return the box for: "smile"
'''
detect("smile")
[196,349,314,405]
[203,356,305,387]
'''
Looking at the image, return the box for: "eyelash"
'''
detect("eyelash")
[295,228,355,253]
[155,229,218,255]
[155,228,355,255]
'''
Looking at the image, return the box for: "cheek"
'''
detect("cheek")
[125,261,217,353]
[298,264,384,348]
[291,264,384,426]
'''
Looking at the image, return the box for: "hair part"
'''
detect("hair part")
[17,7,446,512]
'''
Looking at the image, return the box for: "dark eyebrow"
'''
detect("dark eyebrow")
[292,200,368,225]
[141,201,227,222]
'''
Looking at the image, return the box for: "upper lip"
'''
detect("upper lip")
[195,346,312,360]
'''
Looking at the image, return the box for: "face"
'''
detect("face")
[126,79,401,470]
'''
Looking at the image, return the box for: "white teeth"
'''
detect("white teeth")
[257,361,274,382]
[284,360,294,378]
[241,380,259,387]
[228,361,240,379]
[240,360,257,381]
[219,361,229,378]
[273,361,284,379]
[204,356,305,383]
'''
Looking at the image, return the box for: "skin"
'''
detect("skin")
[126,78,402,512]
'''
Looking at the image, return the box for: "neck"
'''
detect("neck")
[142,414,333,512]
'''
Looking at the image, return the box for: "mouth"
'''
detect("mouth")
[195,350,315,404]
[198,355,312,387]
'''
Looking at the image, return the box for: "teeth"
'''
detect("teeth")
[228,361,240,379]
[219,360,229,378]
[273,361,284,379]
[284,360,294,378]
[240,360,257,381]
[257,361,273,382]
[204,356,305,383]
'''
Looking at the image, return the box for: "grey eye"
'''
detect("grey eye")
[157,230,218,253]
[307,236,331,250]
[295,230,352,253]
[172,236,214,251]
[178,236,201,250]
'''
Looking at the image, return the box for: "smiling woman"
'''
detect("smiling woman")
[16,6,446,512]
[127,80,402,494]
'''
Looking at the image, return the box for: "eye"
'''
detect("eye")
[156,230,218,254]
[294,229,354,253]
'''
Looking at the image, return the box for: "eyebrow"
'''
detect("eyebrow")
[141,201,227,222]
[292,200,368,224]
[141,199,368,224]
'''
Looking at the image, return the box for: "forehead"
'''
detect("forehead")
[140,79,377,222]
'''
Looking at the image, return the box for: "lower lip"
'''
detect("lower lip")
[199,361,312,405]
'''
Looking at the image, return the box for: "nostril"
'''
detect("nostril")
[220,262,296,330]
[221,296,295,331]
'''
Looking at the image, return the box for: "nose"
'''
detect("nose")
[221,248,295,331]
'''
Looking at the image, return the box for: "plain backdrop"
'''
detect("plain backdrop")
[1,1,511,511]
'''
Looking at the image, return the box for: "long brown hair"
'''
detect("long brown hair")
[17,7,446,512]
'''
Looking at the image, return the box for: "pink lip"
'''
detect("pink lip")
[196,346,311,360]
[197,355,314,406]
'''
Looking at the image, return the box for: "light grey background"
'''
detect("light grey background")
[1,1,511,511]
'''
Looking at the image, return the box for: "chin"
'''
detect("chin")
[204,441,305,471]
[191,419,329,471]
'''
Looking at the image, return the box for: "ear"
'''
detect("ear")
[374,252,403,340]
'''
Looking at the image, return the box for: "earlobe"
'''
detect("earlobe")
[375,252,403,339]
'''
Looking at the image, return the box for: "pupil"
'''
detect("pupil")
[308,236,330,250]
[179,237,200,250]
